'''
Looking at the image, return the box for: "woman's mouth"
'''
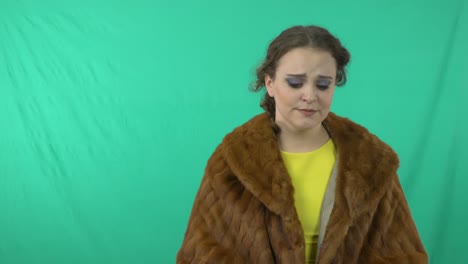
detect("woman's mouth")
[298,109,317,116]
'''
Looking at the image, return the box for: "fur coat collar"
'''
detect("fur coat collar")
[222,112,398,218]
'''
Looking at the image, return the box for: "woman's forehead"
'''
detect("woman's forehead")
[276,48,337,76]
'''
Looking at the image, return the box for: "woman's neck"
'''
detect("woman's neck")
[277,124,330,153]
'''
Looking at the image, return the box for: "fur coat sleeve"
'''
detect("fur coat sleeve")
[176,113,428,264]
[354,173,427,263]
[176,146,276,263]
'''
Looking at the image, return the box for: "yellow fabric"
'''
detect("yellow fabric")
[280,139,336,264]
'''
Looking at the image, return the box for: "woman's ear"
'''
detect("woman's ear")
[265,75,275,97]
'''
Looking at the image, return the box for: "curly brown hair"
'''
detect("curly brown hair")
[250,25,351,121]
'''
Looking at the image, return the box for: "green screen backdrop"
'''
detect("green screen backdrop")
[1,0,467,263]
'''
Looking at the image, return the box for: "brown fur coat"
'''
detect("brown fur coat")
[177,112,427,263]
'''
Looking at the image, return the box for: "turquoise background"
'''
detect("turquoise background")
[1,0,467,263]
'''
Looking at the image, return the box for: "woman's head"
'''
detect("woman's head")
[251,25,350,134]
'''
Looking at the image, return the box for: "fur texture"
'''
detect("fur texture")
[177,112,427,263]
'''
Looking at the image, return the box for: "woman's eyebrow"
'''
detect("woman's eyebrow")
[317,75,333,79]
[286,73,306,78]
[285,74,333,79]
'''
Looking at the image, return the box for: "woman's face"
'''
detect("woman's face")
[265,47,337,134]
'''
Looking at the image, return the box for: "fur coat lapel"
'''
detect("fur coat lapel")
[222,112,398,216]
[221,112,400,257]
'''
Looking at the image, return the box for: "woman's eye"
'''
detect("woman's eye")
[286,79,303,88]
[316,79,331,90]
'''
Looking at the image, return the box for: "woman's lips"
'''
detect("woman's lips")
[298,109,317,116]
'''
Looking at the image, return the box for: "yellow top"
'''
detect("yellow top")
[280,139,336,264]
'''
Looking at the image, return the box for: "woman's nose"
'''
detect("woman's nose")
[301,85,317,102]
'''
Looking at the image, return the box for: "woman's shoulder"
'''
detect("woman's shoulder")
[213,113,278,174]
[326,112,400,166]
[221,112,273,148]
[327,112,395,147]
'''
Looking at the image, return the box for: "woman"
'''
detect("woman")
[176,25,427,264]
